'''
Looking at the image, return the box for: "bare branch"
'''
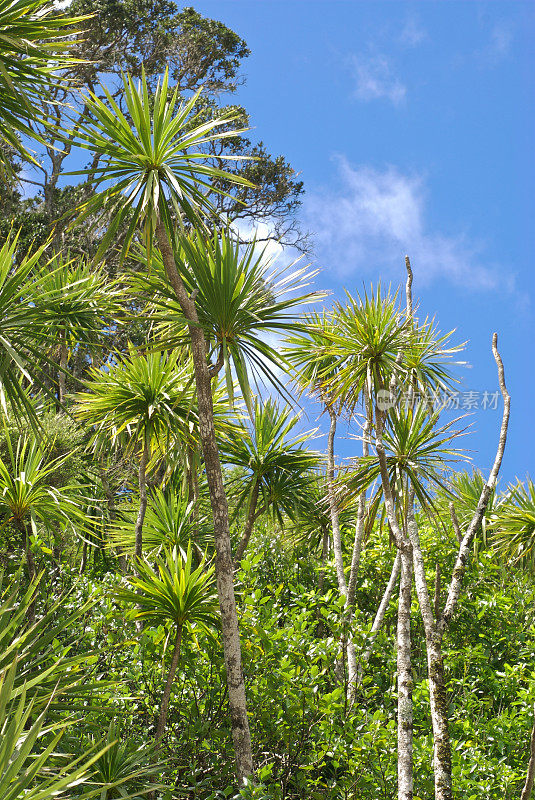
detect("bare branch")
[209,345,225,379]
[439,332,510,634]
[405,255,413,318]
[374,405,410,552]
[356,551,401,686]
[449,502,462,544]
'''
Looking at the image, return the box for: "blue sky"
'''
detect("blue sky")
[193,0,535,487]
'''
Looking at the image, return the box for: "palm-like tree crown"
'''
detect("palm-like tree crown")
[0,0,86,160]
[0,234,54,418]
[400,316,464,401]
[32,254,114,350]
[289,474,358,552]
[72,69,252,259]
[492,478,535,571]
[327,286,411,412]
[344,402,469,512]
[284,311,341,409]
[75,348,197,456]
[0,435,85,528]
[109,488,212,559]
[222,398,322,523]
[115,545,218,632]
[133,232,320,407]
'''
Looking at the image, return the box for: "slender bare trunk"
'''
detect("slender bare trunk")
[397,548,413,800]
[405,334,509,800]
[80,541,88,574]
[58,332,68,407]
[346,494,366,612]
[346,386,373,700]
[406,504,453,800]
[155,624,183,745]
[318,527,329,594]
[426,634,452,800]
[101,470,126,572]
[186,444,200,537]
[155,221,253,781]
[440,333,510,633]
[357,551,401,686]
[17,518,36,623]
[326,405,359,695]
[521,704,535,800]
[234,479,260,564]
[326,405,347,595]
[134,442,150,570]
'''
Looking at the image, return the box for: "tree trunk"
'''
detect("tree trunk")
[101,470,126,572]
[521,703,535,800]
[356,551,401,686]
[79,541,88,574]
[58,331,68,407]
[17,518,36,623]
[346,493,366,612]
[186,444,201,537]
[397,547,413,800]
[134,441,150,570]
[318,527,330,593]
[346,385,371,612]
[326,405,358,697]
[326,405,347,596]
[155,624,183,745]
[346,386,372,701]
[155,221,253,781]
[426,634,452,800]
[406,508,453,800]
[234,479,260,564]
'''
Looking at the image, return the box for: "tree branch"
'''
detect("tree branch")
[439,333,510,634]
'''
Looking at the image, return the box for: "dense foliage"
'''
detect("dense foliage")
[0,2,533,799]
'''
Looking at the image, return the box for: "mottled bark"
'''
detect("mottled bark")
[58,332,68,407]
[155,624,183,745]
[398,264,415,800]
[155,221,253,781]
[397,548,413,800]
[234,479,260,564]
[406,505,453,800]
[134,442,150,570]
[374,405,407,553]
[326,405,347,596]
[434,562,441,621]
[326,404,358,697]
[356,552,401,686]
[404,255,413,318]
[521,703,535,800]
[346,387,372,700]
[317,527,330,594]
[346,494,366,613]
[347,387,371,611]
[439,333,510,634]
[427,634,453,800]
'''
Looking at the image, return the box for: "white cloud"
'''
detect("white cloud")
[350,54,406,106]
[399,17,427,47]
[231,219,285,263]
[487,22,514,60]
[302,157,510,291]
[474,20,514,66]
